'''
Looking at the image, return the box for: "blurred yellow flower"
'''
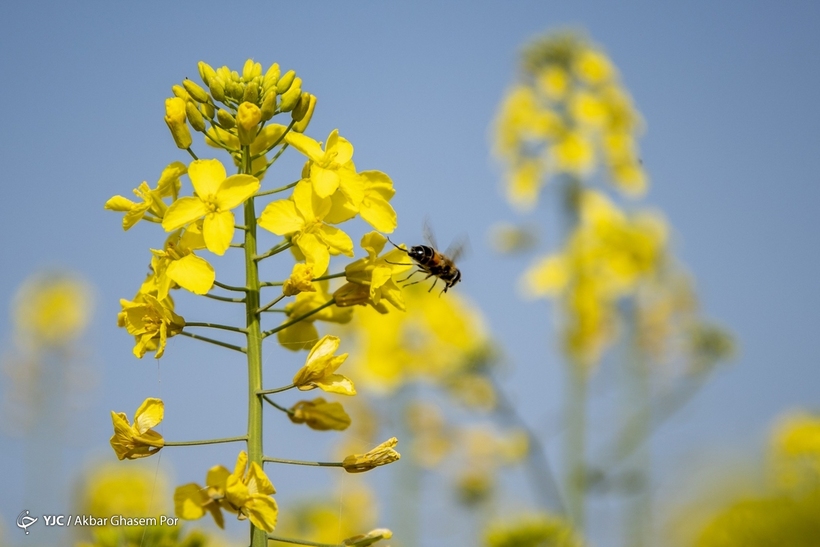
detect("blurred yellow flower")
[14,272,92,347]
[771,411,820,490]
[289,397,351,431]
[162,158,260,256]
[109,398,165,460]
[484,513,583,547]
[277,281,352,351]
[175,451,278,532]
[292,335,356,395]
[342,437,400,473]
[342,528,393,546]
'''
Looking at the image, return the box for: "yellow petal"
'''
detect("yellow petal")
[174,483,208,521]
[167,254,215,295]
[244,494,278,533]
[206,465,231,490]
[293,180,330,220]
[104,195,137,212]
[133,398,164,434]
[188,159,227,199]
[310,165,340,198]
[162,197,209,232]
[306,335,340,364]
[203,211,235,256]
[246,462,275,496]
[332,136,354,164]
[258,199,304,235]
[285,132,324,162]
[315,374,357,396]
[360,196,397,233]
[318,225,354,256]
[297,232,330,275]
[215,174,260,211]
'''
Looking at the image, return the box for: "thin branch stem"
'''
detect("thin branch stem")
[313,271,346,282]
[261,281,284,287]
[257,293,286,314]
[257,384,296,396]
[179,331,247,353]
[213,280,248,292]
[202,293,246,303]
[186,147,198,160]
[262,299,336,338]
[184,321,247,334]
[250,119,296,161]
[164,435,247,447]
[262,456,344,468]
[254,241,293,262]
[254,181,298,198]
[267,535,342,547]
[263,396,293,415]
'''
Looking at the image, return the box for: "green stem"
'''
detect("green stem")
[241,144,267,547]
[565,361,587,529]
[267,535,342,547]
[203,293,245,303]
[213,280,248,292]
[263,396,293,415]
[251,119,296,161]
[254,143,290,178]
[257,384,295,396]
[313,271,345,282]
[260,281,284,287]
[262,299,336,338]
[262,457,343,468]
[164,435,247,447]
[184,321,247,333]
[254,241,293,261]
[257,293,286,314]
[186,147,198,160]
[179,331,246,353]
[254,180,298,198]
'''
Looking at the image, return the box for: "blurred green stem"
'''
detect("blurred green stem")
[565,361,587,529]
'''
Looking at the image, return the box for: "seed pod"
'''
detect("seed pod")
[183,79,210,103]
[278,77,302,112]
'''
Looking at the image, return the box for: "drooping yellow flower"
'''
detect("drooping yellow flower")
[277,281,353,351]
[105,162,187,230]
[340,232,411,312]
[342,438,400,473]
[258,180,354,274]
[162,159,260,256]
[285,129,360,198]
[109,398,165,460]
[342,528,393,546]
[289,397,351,431]
[292,335,356,395]
[150,221,214,300]
[119,294,185,359]
[174,451,278,533]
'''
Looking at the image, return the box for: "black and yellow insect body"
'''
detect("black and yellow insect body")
[388,219,465,295]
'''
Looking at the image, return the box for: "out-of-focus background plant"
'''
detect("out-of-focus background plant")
[1,3,819,547]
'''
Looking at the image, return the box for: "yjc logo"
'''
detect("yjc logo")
[16,510,38,535]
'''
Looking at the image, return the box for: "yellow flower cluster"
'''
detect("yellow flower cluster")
[13,272,92,348]
[494,32,647,210]
[484,513,583,547]
[522,190,667,371]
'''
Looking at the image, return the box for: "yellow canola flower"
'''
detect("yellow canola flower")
[14,273,92,347]
[574,47,616,85]
[342,528,393,546]
[150,221,214,300]
[282,263,316,296]
[105,162,187,230]
[258,180,354,275]
[293,335,356,395]
[162,159,260,256]
[109,398,165,460]
[325,169,398,233]
[505,158,546,212]
[771,411,820,489]
[174,451,278,533]
[206,123,291,180]
[342,437,400,473]
[277,281,352,351]
[341,232,411,312]
[550,130,595,176]
[289,397,351,431]
[285,129,360,198]
[119,294,185,359]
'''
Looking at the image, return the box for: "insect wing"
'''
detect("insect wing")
[422,216,439,250]
[444,234,470,264]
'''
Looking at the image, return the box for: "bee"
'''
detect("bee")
[388,219,465,295]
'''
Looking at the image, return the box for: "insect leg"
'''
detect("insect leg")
[399,269,424,283]
[402,273,434,288]
[385,260,414,266]
[427,277,438,293]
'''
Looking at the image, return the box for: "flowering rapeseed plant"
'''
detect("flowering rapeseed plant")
[106,58,402,547]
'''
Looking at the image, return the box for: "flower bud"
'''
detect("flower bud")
[275,70,296,94]
[242,59,262,81]
[216,108,236,129]
[289,398,351,431]
[183,79,210,103]
[230,70,241,82]
[342,529,393,547]
[260,90,277,121]
[209,77,226,102]
[333,283,370,307]
[262,63,280,92]
[198,61,216,86]
[198,101,215,119]
[342,438,401,473]
[293,94,317,133]
[228,80,245,101]
[185,101,206,132]
[236,102,262,145]
[171,85,191,102]
[278,77,302,112]
[164,97,192,149]
[242,80,259,104]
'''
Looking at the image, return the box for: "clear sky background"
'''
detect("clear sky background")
[0,1,818,546]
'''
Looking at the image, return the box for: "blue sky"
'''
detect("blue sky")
[1,1,819,545]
